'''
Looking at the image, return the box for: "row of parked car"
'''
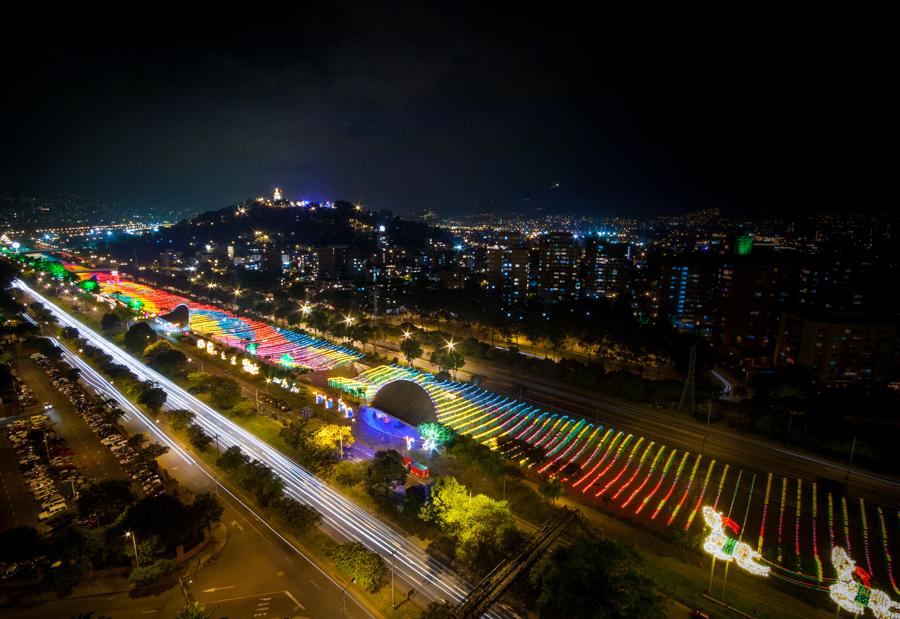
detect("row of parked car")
[5,412,83,524]
[30,352,164,498]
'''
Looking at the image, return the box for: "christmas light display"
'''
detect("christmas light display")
[623,445,669,510]
[795,479,803,558]
[648,450,686,519]
[572,430,623,490]
[702,506,770,577]
[829,546,900,618]
[777,476,788,563]
[812,482,823,582]
[84,273,361,370]
[668,454,702,526]
[712,464,730,511]
[684,460,716,531]
[877,507,900,595]
[758,473,773,553]
[612,442,659,502]
[597,437,646,497]
[843,496,853,553]
[862,498,876,577]
[330,364,900,591]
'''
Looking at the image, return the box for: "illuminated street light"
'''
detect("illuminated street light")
[344,314,354,326]
[125,531,139,566]
[403,330,411,340]
[300,302,312,316]
[444,338,455,351]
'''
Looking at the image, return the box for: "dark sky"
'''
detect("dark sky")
[0,6,890,219]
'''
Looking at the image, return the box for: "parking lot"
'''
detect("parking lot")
[26,353,165,498]
[16,356,124,483]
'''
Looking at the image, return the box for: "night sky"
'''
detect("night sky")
[0,7,888,219]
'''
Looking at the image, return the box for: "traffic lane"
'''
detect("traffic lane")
[201,591,303,618]
[188,488,358,619]
[16,358,124,484]
[0,432,38,530]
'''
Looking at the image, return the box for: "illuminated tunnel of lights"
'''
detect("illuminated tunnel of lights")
[332,365,900,593]
[73,271,362,371]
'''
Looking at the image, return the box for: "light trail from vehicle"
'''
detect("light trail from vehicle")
[15,280,511,617]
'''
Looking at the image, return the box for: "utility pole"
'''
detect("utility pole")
[212,432,220,458]
[678,345,697,417]
[341,577,356,618]
[391,550,395,608]
[844,435,857,489]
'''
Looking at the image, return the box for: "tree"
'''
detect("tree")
[141,442,169,462]
[420,476,519,570]
[0,526,41,562]
[365,450,408,500]
[129,558,175,585]
[270,495,321,532]
[123,321,157,351]
[328,541,387,593]
[137,384,167,411]
[101,312,122,333]
[147,347,188,375]
[529,536,664,619]
[189,492,223,532]
[400,337,423,366]
[430,349,465,379]
[186,422,213,452]
[416,422,454,449]
[166,408,195,430]
[312,424,355,456]
[217,445,248,471]
[175,603,213,619]
[77,479,134,525]
[61,326,79,340]
[421,602,458,619]
[538,476,564,504]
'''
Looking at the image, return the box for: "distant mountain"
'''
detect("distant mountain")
[101,198,453,261]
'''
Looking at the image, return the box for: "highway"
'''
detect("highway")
[15,280,511,618]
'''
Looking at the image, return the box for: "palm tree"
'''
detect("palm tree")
[175,602,213,619]
[539,476,564,504]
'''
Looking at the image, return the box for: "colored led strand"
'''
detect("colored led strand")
[668,453,702,526]
[613,442,661,503]
[777,477,787,563]
[828,493,836,551]
[812,482,822,583]
[758,472,773,553]
[841,496,852,554]
[650,450,688,520]
[876,507,900,595]
[726,469,743,520]
[860,497,875,578]
[794,479,802,559]
[712,463,731,511]
[572,430,622,489]
[583,434,634,493]
[596,437,645,497]
[622,448,676,514]
[684,460,717,531]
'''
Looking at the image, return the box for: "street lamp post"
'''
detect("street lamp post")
[125,531,139,567]
[341,577,356,618]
